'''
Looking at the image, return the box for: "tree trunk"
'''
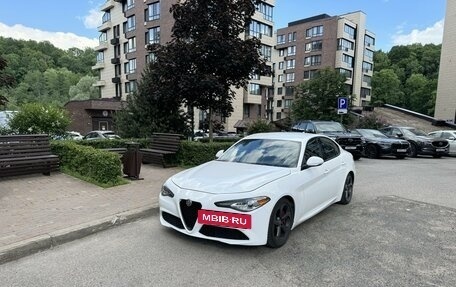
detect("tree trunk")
[208,107,213,143]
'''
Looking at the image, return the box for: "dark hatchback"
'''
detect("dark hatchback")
[379,126,449,158]
[354,129,410,159]
[291,120,364,160]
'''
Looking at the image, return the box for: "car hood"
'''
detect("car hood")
[323,132,361,139]
[171,161,291,194]
[365,137,408,144]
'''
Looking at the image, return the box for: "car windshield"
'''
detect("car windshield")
[404,128,427,137]
[357,129,388,138]
[217,139,301,168]
[314,122,346,133]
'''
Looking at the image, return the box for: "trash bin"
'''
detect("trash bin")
[122,142,143,179]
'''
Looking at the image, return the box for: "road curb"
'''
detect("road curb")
[0,205,159,265]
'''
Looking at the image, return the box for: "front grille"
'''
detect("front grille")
[432,140,448,148]
[391,143,409,149]
[179,200,202,230]
[336,137,362,146]
[162,211,184,229]
[199,225,249,240]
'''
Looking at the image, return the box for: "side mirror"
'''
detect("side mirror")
[449,136,455,141]
[302,156,324,170]
[396,133,403,138]
[215,150,224,159]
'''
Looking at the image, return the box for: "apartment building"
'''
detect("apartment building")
[435,0,456,123]
[92,0,275,132]
[272,12,375,121]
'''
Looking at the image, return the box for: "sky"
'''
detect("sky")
[0,0,447,51]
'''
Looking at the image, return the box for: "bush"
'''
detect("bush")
[177,141,234,166]
[356,113,389,129]
[51,141,124,187]
[198,137,240,143]
[8,103,70,136]
[75,138,151,149]
[246,119,272,134]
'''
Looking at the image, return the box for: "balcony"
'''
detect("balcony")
[100,0,115,12]
[110,37,119,45]
[126,73,137,81]
[98,20,112,32]
[94,41,108,51]
[112,77,121,84]
[111,57,120,64]
[243,94,262,105]
[93,80,106,87]
[91,62,105,70]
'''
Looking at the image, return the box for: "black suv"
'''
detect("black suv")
[291,120,364,160]
[379,126,449,158]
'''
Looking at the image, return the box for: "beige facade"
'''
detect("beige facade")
[93,0,275,132]
[435,0,456,123]
[272,11,375,121]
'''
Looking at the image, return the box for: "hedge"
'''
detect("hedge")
[74,138,150,149]
[51,141,124,187]
[177,141,234,166]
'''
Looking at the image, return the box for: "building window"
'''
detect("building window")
[99,32,107,43]
[126,37,136,53]
[124,58,137,74]
[344,24,356,39]
[284,99,292,108]
[288,32,296,42]
[277,100,282,107]
[306,25,323,38]
[364,49,374,61]
[337,38,354,51]
[285,86,295,96]
[125,80,137,93]
[145,2,160,21]
[243,105,250,117]
[279,49,285,57]
[277,87,283,95]
[249,83,261,95]
[146,27,160,44]
[363,75,372,87]
[278,61,284,70]
[250,71,260,80]
[303,70,319,80]
[125,15,136,32]
[287,46,296,56]
[256,2,273,22]
[248,20,273,38]
[338,68,352,79]
[285,73,295,83]
[361,87,371,98]
[304,55,321,66]
[102,11,111,23]
[96,51,104,62]
[365,35,375,47]
[278,74,283,82]
[260,45,272,62]
[305,40,322,52]
[342,54,354,68]
[286,59,295,69]
[276,112,282,120]
[277,34,285,44]
[146,52,157,63]
[362,61,373,72]
[123,0,135,11]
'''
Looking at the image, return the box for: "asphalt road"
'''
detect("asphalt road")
[0,156,455,287]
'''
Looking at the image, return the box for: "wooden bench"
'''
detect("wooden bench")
[0,134,59,177]
[140,133,182,168]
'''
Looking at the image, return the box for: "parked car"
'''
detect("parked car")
[53,131,84,141]
[379,126,449,158]
[159,132,355,248]
[83,130,121,140]
[291,120,364,160]
[354,129,410,159]
[428,130,456,156]
[193,130,209,141]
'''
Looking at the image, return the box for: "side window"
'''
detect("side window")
[306,123,316,133]
[303,138,323,164]
[392,128,402,137]
[320,137,340,161]
[297,122,307,131]
[382,128,392,136]
[442,132,451,139]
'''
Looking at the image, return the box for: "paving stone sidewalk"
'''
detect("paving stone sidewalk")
[0,165,182,263]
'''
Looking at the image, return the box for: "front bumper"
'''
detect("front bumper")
[159,186,273,246]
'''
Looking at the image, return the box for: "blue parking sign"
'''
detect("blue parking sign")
[337,97,348,114]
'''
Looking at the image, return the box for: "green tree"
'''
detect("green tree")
[404,73,435,115]
[0,55,15,107]
[371,69,403,106]
[291,68,349,121]
[246,119,272,134]
[69,75,99,100]
[8,103,70,136]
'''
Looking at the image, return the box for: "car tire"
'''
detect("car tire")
[338,173,354,205]
[366,144,379,159]
[433,154,442,158]
[408,143,418,158]
[266,198,294,248]
[396,155,405,159]
[353,154,361,160]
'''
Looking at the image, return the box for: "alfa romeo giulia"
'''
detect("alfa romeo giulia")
[159,132,355,248]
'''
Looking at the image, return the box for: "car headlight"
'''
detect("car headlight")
[215,196,270,212]
[161,185,174,198]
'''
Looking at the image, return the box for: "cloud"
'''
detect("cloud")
[0,22,98,50]
[392,19,444,46]
[83,8,103,29]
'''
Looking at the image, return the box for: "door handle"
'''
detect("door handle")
[324,169,329,174]
[341,162,346,166]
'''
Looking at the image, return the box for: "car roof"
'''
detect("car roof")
[429,130,456,133]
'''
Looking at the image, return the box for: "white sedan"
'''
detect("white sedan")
[159,132,355,248]
[428,130,456,156]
